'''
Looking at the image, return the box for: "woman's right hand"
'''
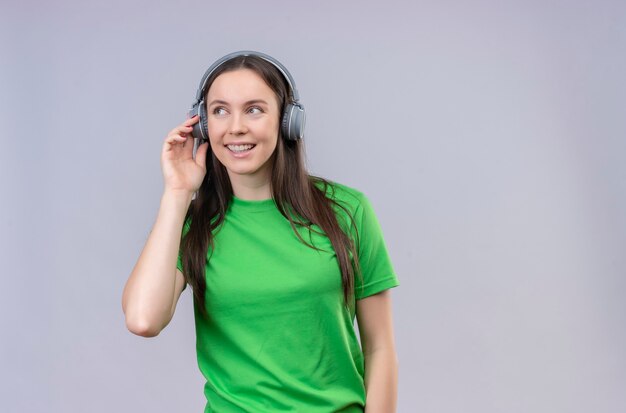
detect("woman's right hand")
[161,115,210,194]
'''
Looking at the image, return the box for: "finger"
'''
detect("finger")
[163,138,179,153]
[165,135,188,152]
[165,134,188,143]
[195,141,209,167]
[183,115,200,126]
[168,124,194,138]
[183,134,196,155]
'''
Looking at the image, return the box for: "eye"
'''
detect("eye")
[212,107,227,115]
[248,106,263,114]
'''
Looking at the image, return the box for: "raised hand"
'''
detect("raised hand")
[160,115,210,194]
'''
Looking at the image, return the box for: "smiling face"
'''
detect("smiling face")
[205,68,281,188]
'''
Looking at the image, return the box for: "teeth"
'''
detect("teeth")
[227,144,255,152]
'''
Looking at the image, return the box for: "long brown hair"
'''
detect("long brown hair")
[179,55,362,317]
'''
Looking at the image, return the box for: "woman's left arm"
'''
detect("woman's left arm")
[356,289,399,413]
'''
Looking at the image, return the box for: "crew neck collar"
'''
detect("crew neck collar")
[230,195,277,212]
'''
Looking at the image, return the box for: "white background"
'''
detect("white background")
[1,0,625,411]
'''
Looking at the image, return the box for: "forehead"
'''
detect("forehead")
[206,68,277,106]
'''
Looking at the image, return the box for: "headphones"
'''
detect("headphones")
[187,50,306,150]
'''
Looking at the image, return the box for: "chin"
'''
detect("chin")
[215,148,274,178]
[228,168,260,176]
[226,162,272,179]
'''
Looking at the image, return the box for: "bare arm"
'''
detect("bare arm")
[122,115,208,337]
[122,190,193,337]
[356,289,399,412]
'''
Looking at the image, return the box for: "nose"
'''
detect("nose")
[228,112,248,135]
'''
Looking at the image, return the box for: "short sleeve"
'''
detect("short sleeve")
[351,192,399,300]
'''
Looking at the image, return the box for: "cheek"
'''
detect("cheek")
[208,141,218,153]
[207,138,227,161]
[206,123,222,139]
[261,118,280,141]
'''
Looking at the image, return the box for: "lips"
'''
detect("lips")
[226,144,256,152]
[225,143,256,158]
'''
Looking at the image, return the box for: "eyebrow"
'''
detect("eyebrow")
[208,99,269,107]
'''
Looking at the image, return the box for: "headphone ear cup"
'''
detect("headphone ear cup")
[281,103,306,140]
[198,101,209,142]
[188,102,206,143]
[280,105,291,139]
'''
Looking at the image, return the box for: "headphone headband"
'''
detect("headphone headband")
[193,50,301,103]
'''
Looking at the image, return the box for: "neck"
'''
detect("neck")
[228,171,272,200]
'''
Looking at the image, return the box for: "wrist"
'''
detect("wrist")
[162,189,194,208]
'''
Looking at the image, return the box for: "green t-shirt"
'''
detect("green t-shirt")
[177,181,399,412]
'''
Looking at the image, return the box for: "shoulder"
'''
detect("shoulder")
[312,177,365,204]
[311,177,367,210]
[310,178,372,234]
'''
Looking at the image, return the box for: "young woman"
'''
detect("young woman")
[122,51,400,413]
